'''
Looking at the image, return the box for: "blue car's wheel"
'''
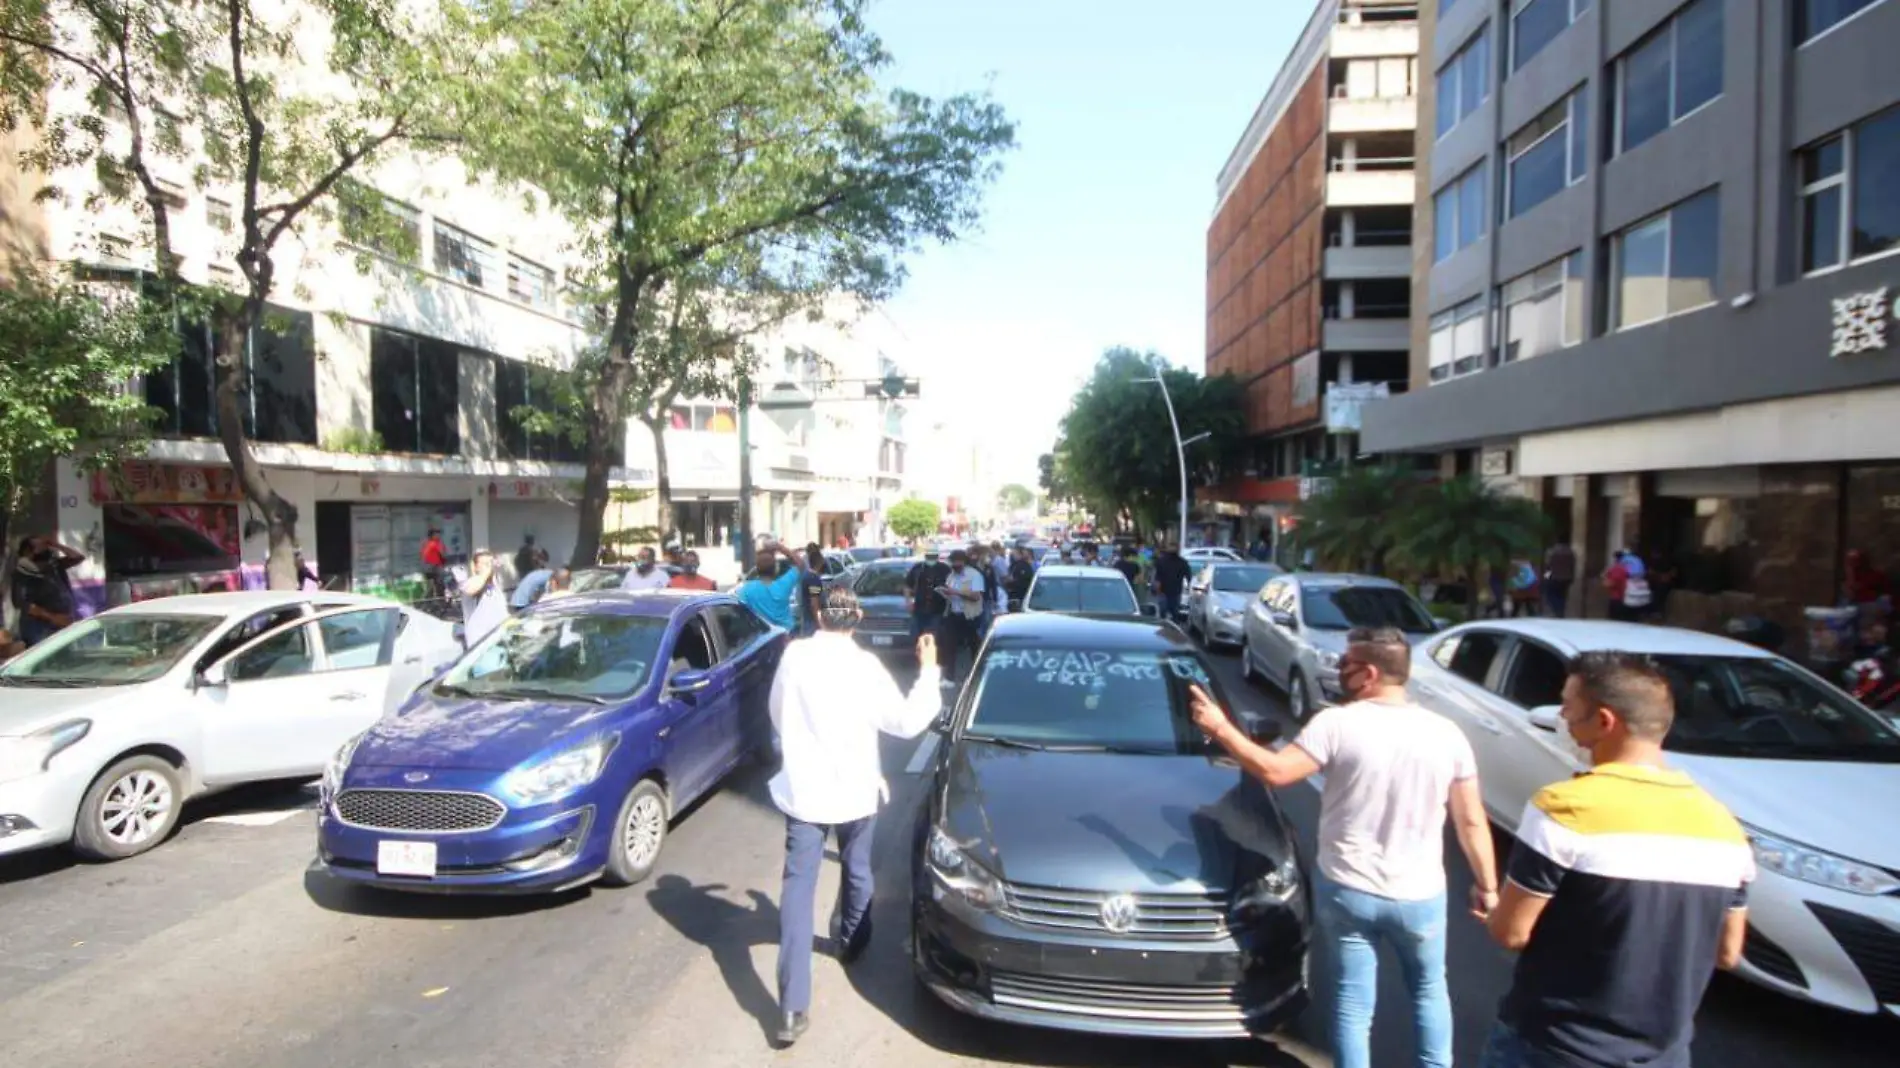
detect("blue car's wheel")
[601,778,669,887]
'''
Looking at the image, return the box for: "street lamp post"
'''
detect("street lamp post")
[1137,374,1209,550]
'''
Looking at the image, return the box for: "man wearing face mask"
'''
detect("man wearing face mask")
[11,535,86,647]
[668,549,717,591]
[1480,652,1752,1068]
[1188,627,1498,1068]
[939,549,986,684]
[620,546,671,591]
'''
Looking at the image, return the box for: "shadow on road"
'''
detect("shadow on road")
[301,866,589,920]
[644,874,787,1049]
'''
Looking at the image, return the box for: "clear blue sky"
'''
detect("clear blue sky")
[865,0,1303,484]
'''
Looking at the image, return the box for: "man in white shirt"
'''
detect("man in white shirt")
[769,585,942,1048]
[940,549,986,684]
[1188,626,1498,1068]
[619,546,670,591]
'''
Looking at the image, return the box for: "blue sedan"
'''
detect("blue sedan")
[314,590,787,893]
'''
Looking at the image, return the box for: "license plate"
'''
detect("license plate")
[871,635,894,647]
[377,840,438,877]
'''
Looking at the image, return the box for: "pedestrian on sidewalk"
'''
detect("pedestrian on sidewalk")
[11,535,85,647]
[768,586,943,1048]
[1188,626,1499,1068]
[1479,652,1752,1068]
[1543,541,1577,619]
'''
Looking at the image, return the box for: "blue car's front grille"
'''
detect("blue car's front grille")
[336,789,506,833]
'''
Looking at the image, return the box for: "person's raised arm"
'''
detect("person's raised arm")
[875,632,945,738]
[1186,684,1321,788]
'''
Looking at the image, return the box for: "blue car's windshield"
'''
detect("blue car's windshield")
[439,612,666,702]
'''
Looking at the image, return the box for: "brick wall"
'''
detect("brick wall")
[1207,63,1329,435]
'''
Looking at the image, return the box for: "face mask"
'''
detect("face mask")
[683,564,698,575]
[637,560,654,573]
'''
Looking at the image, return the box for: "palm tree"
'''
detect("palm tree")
[1390,477,1550,617]
[1292,465,1420,574]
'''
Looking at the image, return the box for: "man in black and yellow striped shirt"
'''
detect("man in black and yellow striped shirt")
[1481,651,1754,1068]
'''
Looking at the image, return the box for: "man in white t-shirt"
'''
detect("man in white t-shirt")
[939,549,986,684]
[1189,626,1498,1068]
[620,546,671,591]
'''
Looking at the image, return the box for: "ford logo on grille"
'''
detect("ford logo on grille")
[1099,893,1139,933]
[402,771,431,784]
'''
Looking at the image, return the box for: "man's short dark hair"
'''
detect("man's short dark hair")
[949,550,968,564]
[1568,651,1675,741]
[1345,625,1411,683]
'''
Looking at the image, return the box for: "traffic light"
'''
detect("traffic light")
[865,374,920,399]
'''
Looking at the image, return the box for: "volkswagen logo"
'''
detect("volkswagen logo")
[402,771,431,784]
[1099,893,1139,934]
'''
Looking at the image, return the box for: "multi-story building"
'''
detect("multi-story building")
[1203,0,1423,551]
[1363,0,1900,637]
[6,40,898,602]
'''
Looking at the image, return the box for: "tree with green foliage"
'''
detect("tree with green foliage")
[1053,348,1247,539]
[1389,476,1549,616]
[0,271,175,613]
[886,498,940,543]
[1292,464,1421,574]
[1,0,467,587]
[461,0,1014,568]
[996,483,1034,513]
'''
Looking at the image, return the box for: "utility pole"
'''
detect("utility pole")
[736,374,754,575]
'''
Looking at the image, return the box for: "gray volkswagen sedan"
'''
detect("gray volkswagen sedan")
[911,614,1309,1039]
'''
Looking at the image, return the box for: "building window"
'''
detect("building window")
[1610,188,1719,330]
[1613,0,1722,156]
[667,403,737,433]
[98,233,133,266]
[507,255,555,308]
[1799,0,1886,43]
[1511,0,1592,73]
[1799,106,1900,274]
[206,197,233,235]
[432,220,495,289]
[1434,27,1490,138]
[370,327,462,455]
[1505,88,1588,220]
[337,183,421,263]
[149,301,316,446]
[1500,251,1584,363]
[1433,164,1488,261]
[496,360,583,463]
[1428,296,1489,382]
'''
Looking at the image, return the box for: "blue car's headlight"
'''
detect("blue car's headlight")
[321,732,365,799]
[502,736,618,805]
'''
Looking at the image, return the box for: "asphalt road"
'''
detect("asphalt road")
[0,643,1891,1068]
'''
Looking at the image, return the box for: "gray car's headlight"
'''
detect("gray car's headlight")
[1316,649,1340,670]
[0,720,91,786]
[322,731,367,798]
[1231,857,1302,922]
[927,826,1005,911]
[1747,827,1899,896]
[1215,605,1243,620]
[502,736,617,805]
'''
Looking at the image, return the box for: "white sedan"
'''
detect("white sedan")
[1181,546,1244,564]
[0,591,462,861]
[1409,618,1900,1016]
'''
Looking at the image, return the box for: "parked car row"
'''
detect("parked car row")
[1181,563,1900,1018]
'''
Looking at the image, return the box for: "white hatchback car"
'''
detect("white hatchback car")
[0,591,462,861]
[1410,618,1900,1016]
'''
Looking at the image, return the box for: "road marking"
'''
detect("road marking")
[905,733,939,775]
[200,808,310,827]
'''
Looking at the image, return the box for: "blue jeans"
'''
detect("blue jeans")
[1317,877,1452,1068]
[777,813,876,1015]
[910,610,940,642]
[1478,1022,1577,1068]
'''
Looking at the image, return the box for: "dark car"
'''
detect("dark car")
[911,614,1309,1039]
[315,591,787,893]
[849,558,916,655]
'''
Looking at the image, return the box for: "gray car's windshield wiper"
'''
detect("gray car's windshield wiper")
[0,676,101,688]
[961,733,1052,751]
[1034,743,1178,755]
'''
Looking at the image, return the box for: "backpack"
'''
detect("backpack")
[1623,576,1652,608]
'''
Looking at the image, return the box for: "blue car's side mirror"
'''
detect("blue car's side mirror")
[668,669,712,696]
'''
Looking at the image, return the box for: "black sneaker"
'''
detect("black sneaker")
[775,1011,809,1048]
[838,915,874,966]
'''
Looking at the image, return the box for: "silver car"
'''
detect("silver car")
[1239,573,1439,721]
[1185,562,1284,648]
